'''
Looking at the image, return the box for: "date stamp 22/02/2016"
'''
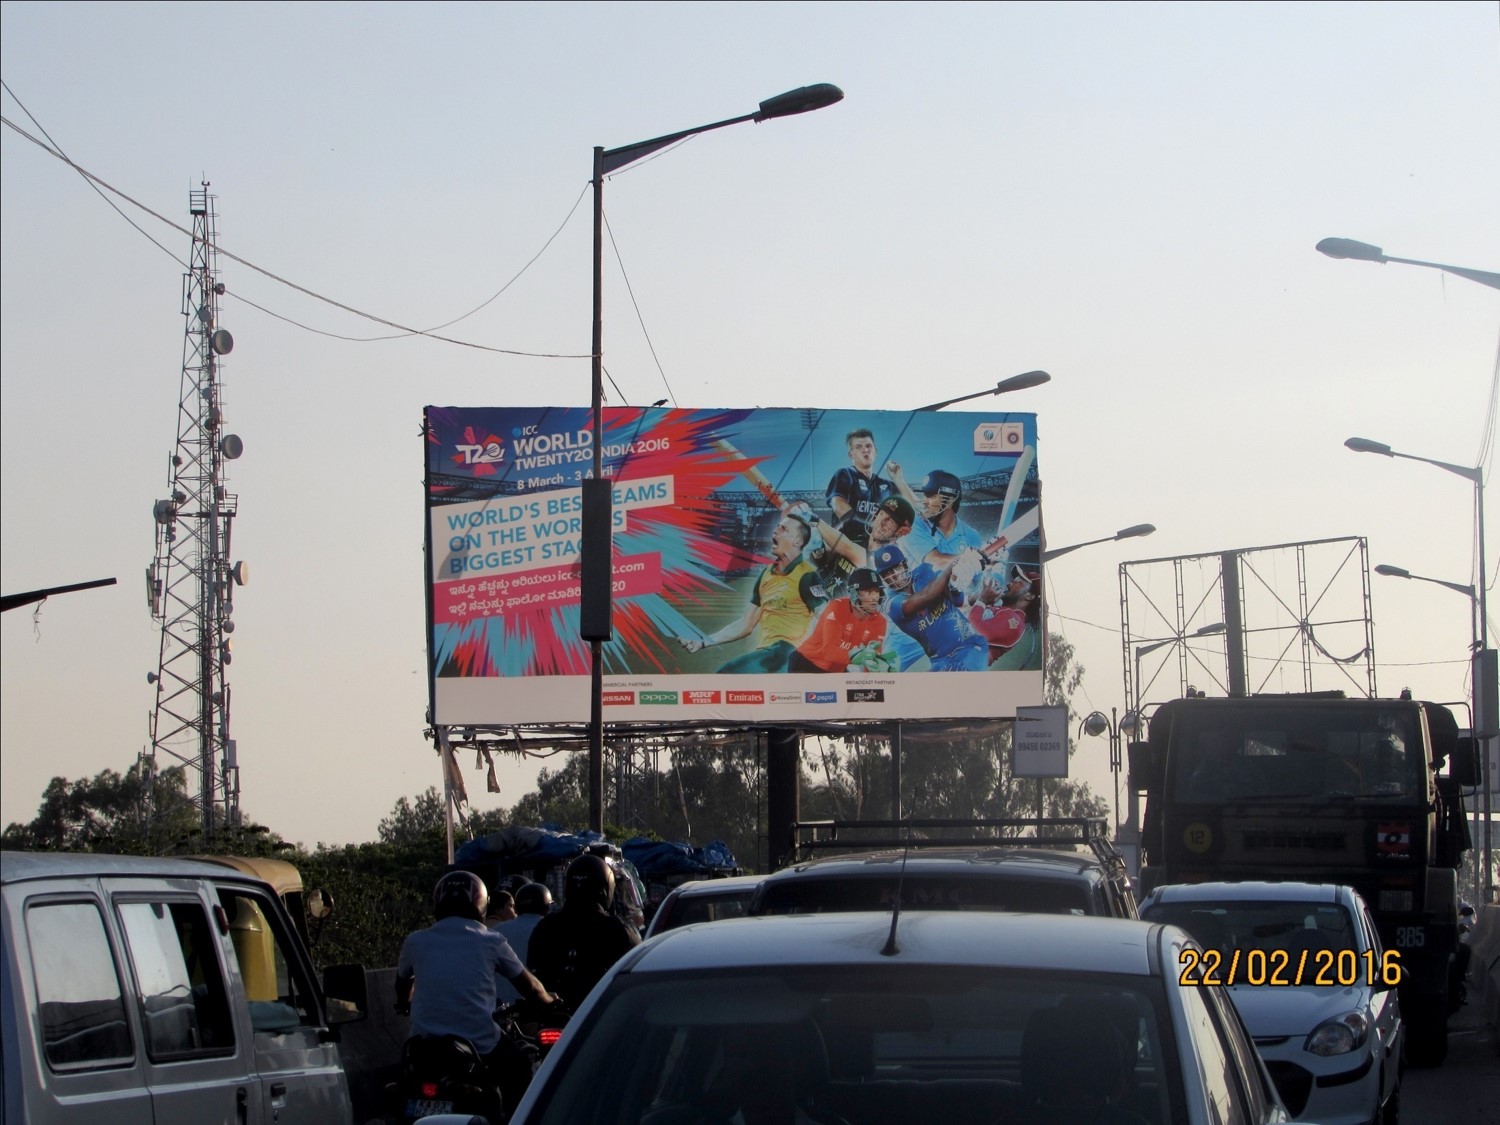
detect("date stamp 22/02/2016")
[1179,946,1401,988]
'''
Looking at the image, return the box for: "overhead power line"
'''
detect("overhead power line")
[1,111,590,359]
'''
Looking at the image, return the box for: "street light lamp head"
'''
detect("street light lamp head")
[756,84,845,121]
[1316,237,1386,263]
[1120,710,1141,735]
[1116,523,1156,541]
[1193,622,1228,638]
[1345,436,1393,456]
[994,370,1052,395]
[1374,564,1411,579]
[1082,711,1110,738]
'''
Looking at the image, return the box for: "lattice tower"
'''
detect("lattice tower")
[145,184,246,843]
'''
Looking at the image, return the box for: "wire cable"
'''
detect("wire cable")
[603,211,678,408]
[1,111,590,359]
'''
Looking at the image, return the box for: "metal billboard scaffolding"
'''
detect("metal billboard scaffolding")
[1120,536,1377,716]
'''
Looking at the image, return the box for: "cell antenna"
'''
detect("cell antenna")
[145,183,247,844]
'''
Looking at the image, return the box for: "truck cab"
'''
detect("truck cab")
[1130,693,1475,1065]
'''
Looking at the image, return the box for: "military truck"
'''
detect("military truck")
[1130,692,1476,1065]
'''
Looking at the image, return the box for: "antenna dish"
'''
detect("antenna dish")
[230,561,249,586]
[220,434,244,459]
[210,329,234,355]
[153,499,176,524]
[146,672,158,684]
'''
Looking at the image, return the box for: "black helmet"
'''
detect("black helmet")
[433,870,489,922]
[514,881,554,916]
[919,470,962,511]
[847,567,885,609]
[564,853,615,912]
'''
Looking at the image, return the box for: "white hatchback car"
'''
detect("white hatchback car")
[1141,881,1402,1125]
[509,911,1296,1125]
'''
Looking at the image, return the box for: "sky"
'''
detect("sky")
[2,1,1497,849]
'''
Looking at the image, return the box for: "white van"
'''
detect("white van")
[0,851,367,1124]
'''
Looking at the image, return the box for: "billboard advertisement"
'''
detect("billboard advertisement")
[425,405,1044,726]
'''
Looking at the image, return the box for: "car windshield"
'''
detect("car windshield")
[525,965,1183,1125]
[1143,900,1358,966]
[757,875,1091,915]
[1168,704,1424,804]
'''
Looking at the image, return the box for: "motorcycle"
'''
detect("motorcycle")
[388,1033,502,1124]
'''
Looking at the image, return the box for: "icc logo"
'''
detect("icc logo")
[456,441,505,465]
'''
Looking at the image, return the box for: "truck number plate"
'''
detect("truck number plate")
[1395,926,1425,948]
[406,1097,455,1117]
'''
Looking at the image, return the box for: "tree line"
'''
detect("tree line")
[3,634,1107,967]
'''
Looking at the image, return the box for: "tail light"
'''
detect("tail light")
[539,1028,563,1047]
[421,1082,440,1098]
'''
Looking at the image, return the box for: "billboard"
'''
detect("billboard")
[425,406,1044,726]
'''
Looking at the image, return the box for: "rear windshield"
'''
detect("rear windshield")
[1142,900,1358,963]
[527,965,1181,1125]
[757,875,1092,916]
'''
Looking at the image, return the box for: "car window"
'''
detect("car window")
[758,875,1091,915]
[218,887,322,1033]
[1201,979,1278,1121]
[1178,978,1251,1124]
[525,965,1179,1125]
[116,899,236,1059]
[25,900,134,1071]
[1143,899,1357,960]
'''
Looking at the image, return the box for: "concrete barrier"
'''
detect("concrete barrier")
[1468,904,1500,1043]
[338,968,410,1125]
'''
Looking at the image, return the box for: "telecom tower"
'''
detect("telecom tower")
[145,184,246,843]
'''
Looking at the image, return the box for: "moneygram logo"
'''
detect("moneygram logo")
[640,691,678,705]
[846,688,885,703]
[769,692,803,705]
[805,691,838,704]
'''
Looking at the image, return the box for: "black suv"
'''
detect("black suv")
[750,817,1138,919]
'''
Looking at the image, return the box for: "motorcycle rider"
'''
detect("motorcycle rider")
[395,871,555,1114]
[527,853,640,1007]
[493,881,553,1004]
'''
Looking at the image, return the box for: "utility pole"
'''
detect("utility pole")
[145,184,247,845]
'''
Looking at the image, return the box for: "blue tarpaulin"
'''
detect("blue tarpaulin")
[622,837,740,881]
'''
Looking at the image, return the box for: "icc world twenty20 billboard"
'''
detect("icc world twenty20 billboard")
[424,406,1044,726]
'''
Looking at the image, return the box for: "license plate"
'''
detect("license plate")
[406,1097,455,1117]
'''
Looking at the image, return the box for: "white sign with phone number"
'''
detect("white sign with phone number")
[1013,705,1069,778]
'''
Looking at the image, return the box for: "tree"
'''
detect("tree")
[377,787,446,847]
[2,762,200,854]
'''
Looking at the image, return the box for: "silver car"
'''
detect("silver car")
[509,911,1295,1125]
[1141,880,1403,1125]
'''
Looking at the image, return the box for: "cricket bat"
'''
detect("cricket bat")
[980,505,1040,565]
[997,443,1035,537]
[711,438,787,510]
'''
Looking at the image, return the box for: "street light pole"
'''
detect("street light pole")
[581,84,844,834]
[917,370,1051,412]
[1082,708,1140,839]
[1315,238,1500,291]
[1042,524,1155,564]
[1348,436,1493,896]
[1375,562,1485,903]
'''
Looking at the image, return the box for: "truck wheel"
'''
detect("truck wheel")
[1405,1005,1448,1067]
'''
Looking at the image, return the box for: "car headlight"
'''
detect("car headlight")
[1305,1011,1370,1056]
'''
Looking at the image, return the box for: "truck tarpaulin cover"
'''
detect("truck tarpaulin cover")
[425,405,1044,725]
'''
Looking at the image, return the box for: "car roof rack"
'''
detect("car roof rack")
[789,816,1124,870]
